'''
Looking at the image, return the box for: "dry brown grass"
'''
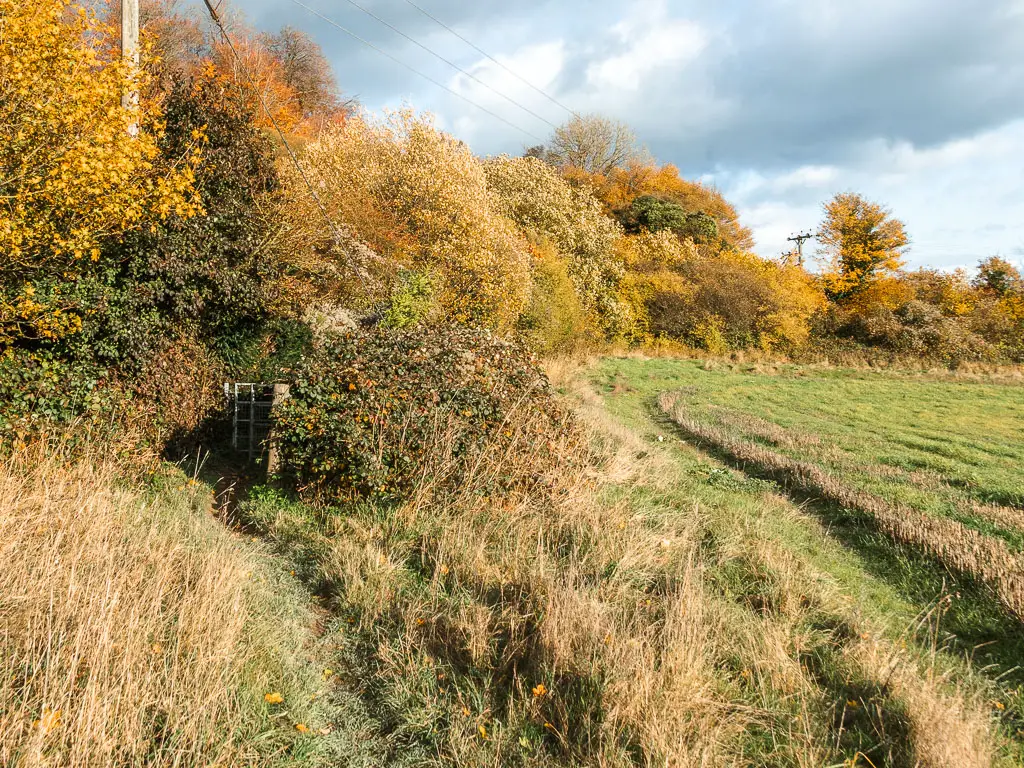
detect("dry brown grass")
[0,443,327,768]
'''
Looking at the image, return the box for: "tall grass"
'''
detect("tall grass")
[0,442,344,767]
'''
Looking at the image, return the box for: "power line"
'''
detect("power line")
[401,0,577,121]
[201,0,376,296]
[335,0,558,130]
[287,0,545,142]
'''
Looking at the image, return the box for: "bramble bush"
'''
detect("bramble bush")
[273,326,570,503]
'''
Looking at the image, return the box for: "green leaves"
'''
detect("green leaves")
[274,325,565,504]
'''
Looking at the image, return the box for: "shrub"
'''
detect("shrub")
[484,155,629,335]
[618,234,823,350]
[0,351,118,449]
[517,240,592,353]
[281,110,531,329]
[273,326,569,503]
[85,69,282,373]
[838,300,990,363]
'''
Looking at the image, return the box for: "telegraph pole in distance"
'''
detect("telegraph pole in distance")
[122,0,140,136]
[787,232,813,266]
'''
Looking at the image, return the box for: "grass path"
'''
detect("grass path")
[578,355,1024,765]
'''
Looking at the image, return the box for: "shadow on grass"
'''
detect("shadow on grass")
[648,403,1024,693]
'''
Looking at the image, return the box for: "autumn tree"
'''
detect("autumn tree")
[817,193,908,300]
[545,114,645,176]
[0,0,201,346]
[973,257,1022,297]
[484,156,629,334]
[264,27,347,124]
[139,0,207,87]
[281,110,531,329]
[594,162,754,251]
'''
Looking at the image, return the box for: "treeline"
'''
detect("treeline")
[1,0,1022,444]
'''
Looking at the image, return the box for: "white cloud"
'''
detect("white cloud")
[585,1,706,92]
[723,120,1024,269]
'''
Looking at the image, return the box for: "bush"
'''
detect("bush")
[618,234,824,350]
[842,300,990,363]
[0,350,121,450]
[517,241,592,353]
[85,69,282,373]
[273,325,569,503]
[282,111,532,329]
[484,155,629,335]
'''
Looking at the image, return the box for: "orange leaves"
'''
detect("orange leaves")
[818,193,908,300]
[32,707,62,736]
[211,36,301,134]
[0,0,201,301]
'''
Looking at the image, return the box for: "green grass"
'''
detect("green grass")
[588,355,1024,764]
[604,358,1024,544]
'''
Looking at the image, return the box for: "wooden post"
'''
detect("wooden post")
[266,383,291,477]
[121,0,140,136]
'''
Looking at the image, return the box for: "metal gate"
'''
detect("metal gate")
[224,383,275,461]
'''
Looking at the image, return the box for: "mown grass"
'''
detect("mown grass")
[622,357,1024,544]
[589,354,1024,764]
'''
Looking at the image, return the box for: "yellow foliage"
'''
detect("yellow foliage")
[0,0,201,344]
[484,156,629,334]
[517,238,591,352]
[838,276,915,316]
[618,235,824,350]
[280,110,530,329]
[818,193,908,299]
[905,268,976,317]
[585,161,755,251]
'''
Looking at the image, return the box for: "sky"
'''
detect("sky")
[201,0,1024,272]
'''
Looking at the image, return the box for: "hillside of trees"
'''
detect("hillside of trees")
[3,0,1023,447]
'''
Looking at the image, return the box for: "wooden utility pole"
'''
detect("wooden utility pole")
[121,0,140,136]
[787,232,813,266]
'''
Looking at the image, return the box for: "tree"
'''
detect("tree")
[973,257,1022,297]
[0,0,201,346]
[281,110,532,330]
[624,196,719,244]
[264,26,348,124]
[817,193,908,300]
[546,114,645,175]
[599,162,754,251]
[484,156,627,334]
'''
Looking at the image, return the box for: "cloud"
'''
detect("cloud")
[585,1,706,92]
[720,119,1024,269]
[192,0,1024,270]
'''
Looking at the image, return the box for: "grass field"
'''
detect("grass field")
[590,355,1024,765]
[6,357,1024,767]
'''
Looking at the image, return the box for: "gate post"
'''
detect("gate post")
[266,383,291,476]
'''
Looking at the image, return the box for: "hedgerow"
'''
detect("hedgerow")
[273,325,569,503]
